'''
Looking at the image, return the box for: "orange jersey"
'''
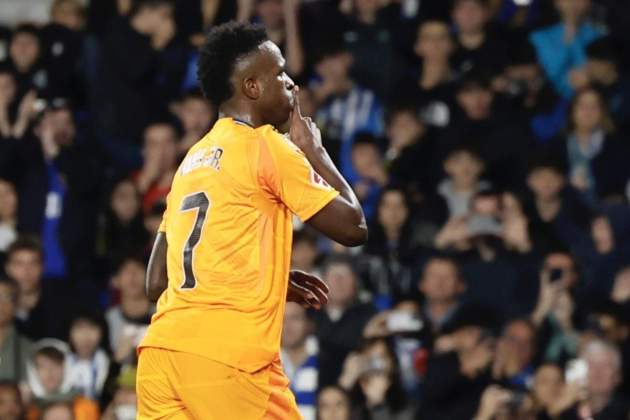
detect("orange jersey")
[139,118,338,372]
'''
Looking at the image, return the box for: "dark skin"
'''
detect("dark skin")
[146,40,367,306]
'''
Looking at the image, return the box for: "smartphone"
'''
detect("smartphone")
[386,311,423,333]
[565,358,588,385]
[549,268,564,283]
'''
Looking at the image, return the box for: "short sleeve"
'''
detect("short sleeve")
[259,128,339,221]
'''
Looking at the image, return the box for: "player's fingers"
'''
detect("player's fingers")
[292,86,302,120]
[304,274,329,294]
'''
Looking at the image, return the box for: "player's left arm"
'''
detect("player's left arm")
[146,232,168,302]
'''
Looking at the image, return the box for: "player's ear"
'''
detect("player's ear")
[243,76,261,100]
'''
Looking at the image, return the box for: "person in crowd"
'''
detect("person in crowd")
[400,19,456,129]
[313,255,377,387]
[0,278,31,382]
[437,71,531,189]
[290,229,320,274]
[100,365,137,420]
[39,402,75,420]
[94,179,149,279]
[17,104,101,282]
[548,86,630,202]
[25,340,99,420]
[529,0,604,99]
[530,362,566,418]
[171,89,214,154]
[281,303,318,420]
[491,318,537,390]
[337,0,407,100]
[311,43,383,172]
[105,256,153,365]
[0,179,17,254]
[363,186,421,303]
[93,0,178,140]
[554,339,629,419]
[8,25,48,100]
[451,0,508,77]
[384,105,436,198]
[316,385,352,420]
[0,380,24,420]
[133,121,178,214]
[5,237,71,340]
[472,384,535,420]
[339,338,414,419]
[349,134,387,220]
[522,158,592,256]
[423,320,495,419]
[65,313,110,401]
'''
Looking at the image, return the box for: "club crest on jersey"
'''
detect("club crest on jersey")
[181,147,224,175]
[310,169,330,189]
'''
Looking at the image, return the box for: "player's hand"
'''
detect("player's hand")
[287,270,329,309]
[289,87,323,153]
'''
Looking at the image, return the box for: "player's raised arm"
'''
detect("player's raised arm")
[289,88,367,246]
[146,231,168,302]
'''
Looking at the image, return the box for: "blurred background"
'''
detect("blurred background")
[0,0,629,419]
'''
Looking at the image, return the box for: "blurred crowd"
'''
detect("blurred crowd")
[0,0,629,419]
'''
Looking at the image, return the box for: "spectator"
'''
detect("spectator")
[343,338,414,420]
[171,89,214,154]
[94,0,178,140]
[312,44,383,172]
[472,384,535,420]
[134,121,178,214]
[522,158,591,255]
[313,255,377,387]
[549,86,630,202]
[8,25,48,100]
[339,0,407,100]
[94,179,149,278]
[65,313,110,400]
[105,256,153,365]
[100,365,137,420]
[491,318,537,390]
[291,229,320,275]
[17,105,101,281]
[579,37,630,134]
[451,0,508,77]
[281,302,318,420]
[556,339,629,419]
[363,186,420,303]
[384,106,435,197]
[316,385,352,420]
[530,362,566,418]
[529,0,605,99]
[0,380,24,420]
[0,179,17,254]
[5,237,71,340]
[349,134,387,220]
[25,340,99,420]
[435,147,488,220]
[437,71,531,189]
[417,256,469,338]
[250,0,305,77]
[0,278,31,382]
[423,322,495,419]
[400,19,456,129]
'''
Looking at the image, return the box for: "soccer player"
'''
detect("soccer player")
[136,22,367,419]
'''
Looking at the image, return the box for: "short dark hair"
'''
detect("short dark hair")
[6,236,43,263]
[0,380,21,400]
[197,22,268,108]
[586,37,619,65]
[34,346,65,365]
[12,24,40,42]
[423,255,462,281]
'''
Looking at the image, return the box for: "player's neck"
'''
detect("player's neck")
[219,102,264,128]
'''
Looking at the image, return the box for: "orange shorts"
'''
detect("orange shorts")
[136,347,302,420]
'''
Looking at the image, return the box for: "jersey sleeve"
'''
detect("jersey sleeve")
[259,128,339,221]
